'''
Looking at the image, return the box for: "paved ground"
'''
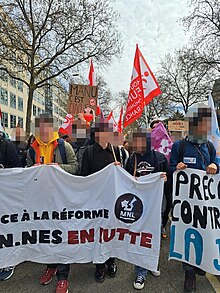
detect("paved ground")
[1,234,218,293]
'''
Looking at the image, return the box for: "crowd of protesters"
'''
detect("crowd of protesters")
[0,103,218,293]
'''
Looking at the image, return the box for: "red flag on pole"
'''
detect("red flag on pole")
[124,45,161,128]
[88,59,96,86]
[107,111,117,131]
[117,107,123,133]
[88,59,101,116]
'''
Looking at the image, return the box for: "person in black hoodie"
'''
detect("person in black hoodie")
[126,128,169,291]
[81,118,121,283]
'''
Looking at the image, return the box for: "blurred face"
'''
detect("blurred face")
[96,130,116,148]
[189,116,212,138]
[36,122,54,143]
[72,122,90,142]
[129,129,151,153]
[132,136,147,153]
[15,129,26,142]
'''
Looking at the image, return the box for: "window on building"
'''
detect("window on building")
[17,80,23,92]
[10,77,16,88]
[10,93,16,109]
[18,96,23,111]
[18,117,23,128]
[0,88,8,105]
[38,107,42,115]
[33,105,37,116]
[2,112,8,128]
[10,114,16,128]
[54,105,58,114]
[0,68,8,82]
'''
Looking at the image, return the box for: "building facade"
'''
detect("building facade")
[0,71,68,136]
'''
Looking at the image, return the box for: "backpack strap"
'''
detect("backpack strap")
[206,140,213,155]
[178,138,186,162]
[29,146,36,164]
[87,145,94,162]
[57,138,67,164]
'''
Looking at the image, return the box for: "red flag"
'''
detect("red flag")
[124,45,161,128]
[88,59,101,116]
[96,105,101,116]
[107,111,113,121]
[58,114,73,136]
[117,107,123,133]
[107,111,117,131]
[138,48,162,105]
[88,59,96,86]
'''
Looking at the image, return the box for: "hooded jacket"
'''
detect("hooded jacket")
[27,133,79,175]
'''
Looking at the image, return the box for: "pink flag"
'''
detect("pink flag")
[151,122,173,161]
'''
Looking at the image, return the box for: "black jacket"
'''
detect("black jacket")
[81,142,121,176]
[126,150,169,177]
[0,140,21,168]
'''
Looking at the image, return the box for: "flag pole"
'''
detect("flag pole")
[144,103,149,128]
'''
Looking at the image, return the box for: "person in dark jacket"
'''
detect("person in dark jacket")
[0,131,21,168]
[70,120,94,174]
[11,127,28,167]
[0,131,21,281]
[125,128,168,290]
[170,104,218,293]
[81,118,121,283]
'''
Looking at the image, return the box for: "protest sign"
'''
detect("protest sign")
[169,168,220,275]
[168,120,188,132]
[68,84,98,119]
[0,164,164,271]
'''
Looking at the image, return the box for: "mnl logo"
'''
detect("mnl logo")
[115,193,143,223]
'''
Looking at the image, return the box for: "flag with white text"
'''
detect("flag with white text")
[124,45,161,128]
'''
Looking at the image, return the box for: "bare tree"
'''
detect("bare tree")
[96,75,112,116]
[0,0,122,135]
[181,0,220,70]
[158,47,216,113]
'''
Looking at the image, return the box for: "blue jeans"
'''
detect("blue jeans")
[135,266,148,278]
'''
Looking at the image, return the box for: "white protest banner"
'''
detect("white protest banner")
[169,168,220,275]
[0,164,164,271]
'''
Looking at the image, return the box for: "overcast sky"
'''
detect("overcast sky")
[99,0,191,95]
